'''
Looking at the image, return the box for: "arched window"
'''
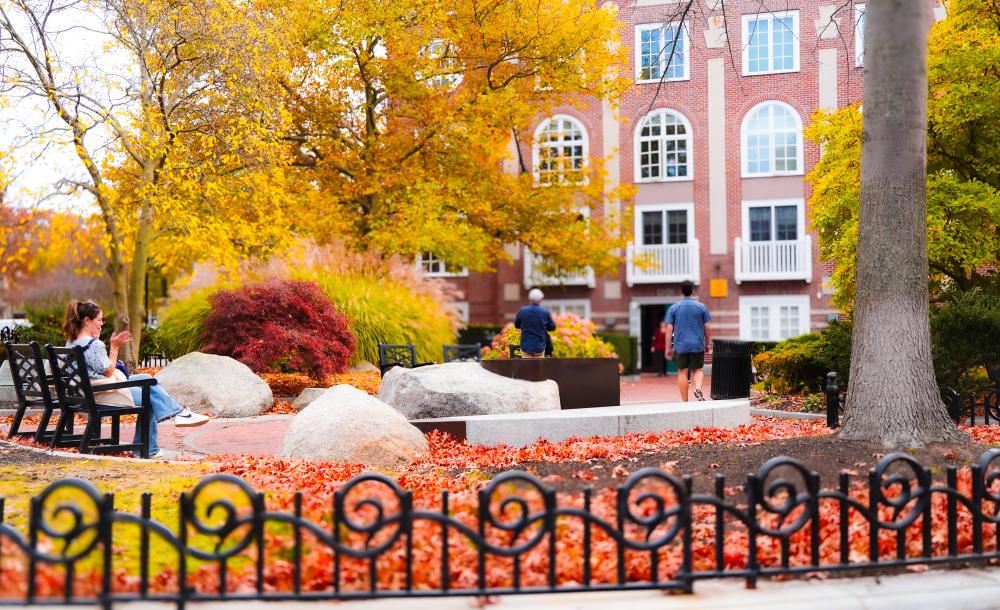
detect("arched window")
[741,101,803,177]
[533,115,588,185]
[635,109,691,181]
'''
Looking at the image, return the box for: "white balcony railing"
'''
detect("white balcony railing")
[626,240,700,286]
[733,236,813,283]
[523,247,596,288]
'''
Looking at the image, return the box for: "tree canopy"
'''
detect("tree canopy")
[807,0,1000,311]
[2,0,632,356]
[279,0,633,276]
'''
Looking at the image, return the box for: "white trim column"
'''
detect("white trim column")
[818,48,838,111]
[707,57,727,254]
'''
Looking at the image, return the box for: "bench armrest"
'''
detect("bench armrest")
[94,378,158,392]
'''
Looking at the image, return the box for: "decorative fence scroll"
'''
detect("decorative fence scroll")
[2,450,1000,608]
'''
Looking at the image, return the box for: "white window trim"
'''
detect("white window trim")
[633,108,694,183]
[450,301,470,323]
[635,22,691,84]
[741,11,801,76]
[524,208,595,288]
[740,198,805,242]
[545,299,592,321]
[532,114,590,185]
[738,295,810,341]
[854,5,865,68]
[740,100,804,178]
[634,202,696,246]
[416,253,469,278]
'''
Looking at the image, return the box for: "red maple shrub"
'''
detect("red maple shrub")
[200,280,355,379]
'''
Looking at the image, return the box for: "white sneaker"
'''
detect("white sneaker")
[174,409,209,427]
[135,448,170,459]
[693,387,706,401]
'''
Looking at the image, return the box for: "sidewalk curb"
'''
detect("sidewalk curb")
[0,437,214,466]
[749,408,826,421]
[42,567,1000,609]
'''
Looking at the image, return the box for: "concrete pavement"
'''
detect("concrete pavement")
[48,568,1000,609]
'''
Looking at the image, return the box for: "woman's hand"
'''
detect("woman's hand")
[109,330,131,348]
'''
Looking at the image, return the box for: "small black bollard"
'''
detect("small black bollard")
[825,371,840,428]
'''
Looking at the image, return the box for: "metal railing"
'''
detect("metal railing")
[734,237,812,284]
[823,372,1000,428]
[3,450,1000,607]
[137,353,171,369]
[625,240,700,286]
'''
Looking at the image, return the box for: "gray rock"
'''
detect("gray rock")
[378,362,560,420]
[279,385,427,467]
[292,387,327,410]
[0,361,14,401]
[154,352,272,418]
[348,360,379,373]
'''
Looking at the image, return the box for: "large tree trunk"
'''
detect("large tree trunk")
[839,0,963,446]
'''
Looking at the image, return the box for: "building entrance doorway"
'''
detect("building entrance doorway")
[638,303,677,373]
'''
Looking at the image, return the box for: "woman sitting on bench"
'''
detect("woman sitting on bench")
[63,299,208,459]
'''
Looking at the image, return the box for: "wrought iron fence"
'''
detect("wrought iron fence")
[137,353,171,369]
[2,450,1000,607]
[823,372,1000,428]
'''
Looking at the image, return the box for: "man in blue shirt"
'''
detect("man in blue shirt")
[665,280,712,401]
[514,288,556,358]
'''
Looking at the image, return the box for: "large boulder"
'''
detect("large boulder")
[279,385,427,467]
[292,387,326,410]
[155,352,272,418]
[378,362,560,419]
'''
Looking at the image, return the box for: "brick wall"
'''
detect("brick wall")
[456,0,940,346]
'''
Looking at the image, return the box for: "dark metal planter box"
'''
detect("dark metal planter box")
[480,358,620,409]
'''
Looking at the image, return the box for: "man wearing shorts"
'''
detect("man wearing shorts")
[665,280,712,401]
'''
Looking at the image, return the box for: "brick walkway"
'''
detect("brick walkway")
[52,372,713,459]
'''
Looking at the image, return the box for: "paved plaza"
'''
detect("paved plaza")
[115,373,711,458]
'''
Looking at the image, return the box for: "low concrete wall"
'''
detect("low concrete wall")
[412,399,750,447]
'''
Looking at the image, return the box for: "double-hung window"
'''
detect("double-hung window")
[534,115,588,185]
[636,109,691,181]
[742,11,799,75]
[741,101,803,177]
[744,200,802,244]
[418,252,468,277]
[739,295,810,341]
[639,205,692,247]
[545,299,591,321]
[421,40,463,89]
[636,22,689,82]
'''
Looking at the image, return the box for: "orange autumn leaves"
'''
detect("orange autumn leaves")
[5,418,1000,599]
[260,371,381,397]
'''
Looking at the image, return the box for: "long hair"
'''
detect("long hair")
[63,300,102,341]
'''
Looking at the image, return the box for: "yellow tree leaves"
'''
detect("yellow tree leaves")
[280,0,632,275]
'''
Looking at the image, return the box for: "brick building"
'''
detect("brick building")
[419,1,945,370]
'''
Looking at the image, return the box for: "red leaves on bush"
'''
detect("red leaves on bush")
[200,280,355,379]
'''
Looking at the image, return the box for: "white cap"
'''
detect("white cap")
[528,288,544,303]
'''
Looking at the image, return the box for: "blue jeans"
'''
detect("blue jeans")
[128,373,183,455]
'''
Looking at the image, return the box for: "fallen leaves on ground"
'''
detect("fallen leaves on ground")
[261,371,381,397]
[5,418,1000,598]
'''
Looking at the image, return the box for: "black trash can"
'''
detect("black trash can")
[710,339,753,399]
